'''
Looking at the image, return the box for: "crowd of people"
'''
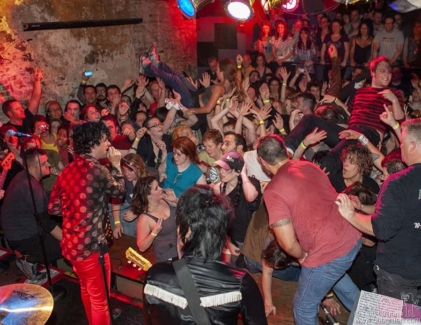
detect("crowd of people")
[0,5,421,325]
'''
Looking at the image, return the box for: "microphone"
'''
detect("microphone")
[6,130,33,138]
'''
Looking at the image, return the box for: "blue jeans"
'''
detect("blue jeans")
[293,240,361,325]
[244,256,301,282]
[144,62,196,108]
[109,201,137,237]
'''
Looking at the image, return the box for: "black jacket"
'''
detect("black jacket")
[143,256,267,325]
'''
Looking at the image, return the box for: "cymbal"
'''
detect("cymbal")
[0,283,53,325]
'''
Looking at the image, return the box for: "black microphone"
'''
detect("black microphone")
[6,130,33,138]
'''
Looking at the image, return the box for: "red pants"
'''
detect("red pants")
[72,252,111,325]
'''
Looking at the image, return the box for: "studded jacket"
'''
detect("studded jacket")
[143,256,267,325]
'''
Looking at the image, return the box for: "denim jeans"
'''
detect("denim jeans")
[293,240,361,325]
[244,256,301,282]
[374,265,421,306]
[109,201,136,237]
[144,62,196,108]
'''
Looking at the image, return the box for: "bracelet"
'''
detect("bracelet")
[358,134,369,146]
[216,100,221,105]
[151,232,158,237]
[282,83,287,86]
[135,137,140,142]
[259,120,265,125]
[114,221,121,225]
[131,146,137,150]
[325,293,334,299]
[81,80,87,85]
[393,122,400,130]
[263,99,270,104]
[333,97,338,104]
[237,65,242,69]
[279,128,285,133]
[300,141,308,149]
[226,98,230,102]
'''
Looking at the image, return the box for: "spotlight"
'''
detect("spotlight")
[225,0,254,22]
[176,0,215,19]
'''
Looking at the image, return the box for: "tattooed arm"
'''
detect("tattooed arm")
[272,218,307,263]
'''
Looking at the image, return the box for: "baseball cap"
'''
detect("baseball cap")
[215,151,244,173]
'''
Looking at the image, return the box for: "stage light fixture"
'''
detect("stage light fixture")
[176,0,215,19]
[225,0,254,22]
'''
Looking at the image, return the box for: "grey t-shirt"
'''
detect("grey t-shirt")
[374,28,404,60]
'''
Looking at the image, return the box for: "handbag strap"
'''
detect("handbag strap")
[173,259,212,325]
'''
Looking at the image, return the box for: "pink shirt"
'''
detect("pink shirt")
[263,160,361,267]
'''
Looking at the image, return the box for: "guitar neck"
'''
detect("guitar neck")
[0,170,8,191]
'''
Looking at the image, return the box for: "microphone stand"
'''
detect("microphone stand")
[22,148,66,301]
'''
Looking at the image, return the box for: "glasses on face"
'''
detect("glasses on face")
[173,151,185,157]
[148,123,163,129]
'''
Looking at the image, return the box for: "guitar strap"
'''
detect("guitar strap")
[173,259,212,325]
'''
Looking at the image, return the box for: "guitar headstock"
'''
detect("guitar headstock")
[1,152,15,171]
[125,247,152,271]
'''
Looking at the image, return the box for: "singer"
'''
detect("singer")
[48,122,126,325]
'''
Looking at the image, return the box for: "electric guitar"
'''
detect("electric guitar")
[125,247,152,271]
[0,152,15,191]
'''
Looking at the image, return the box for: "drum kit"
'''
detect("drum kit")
[0,283,53,325]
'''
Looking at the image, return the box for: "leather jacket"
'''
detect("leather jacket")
[143,256,267,325]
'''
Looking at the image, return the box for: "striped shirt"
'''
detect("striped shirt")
[348,87,404,135]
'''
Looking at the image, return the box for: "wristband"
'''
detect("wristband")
[151,232,158,237]
[114,221,121,225]
[393,122,400,130]
[300,141,308,149]
[259,120,265,125]
[279,128,285,133]
[263,99,270,104]
[358,134,369,146]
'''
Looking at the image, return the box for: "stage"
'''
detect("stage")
[0,236,351,324]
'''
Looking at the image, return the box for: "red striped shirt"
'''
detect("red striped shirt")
[348,87,404,135]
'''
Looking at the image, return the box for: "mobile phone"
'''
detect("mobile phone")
[84,70,93,77]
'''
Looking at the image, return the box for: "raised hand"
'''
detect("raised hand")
[279,67,290,82]
[273,113,284,130]
[34,68,44,81]
[123,77,134,89]
[379,104,397,127]
[335,193,356,220]
[338,129,361,140]
[379,89,398,104]
[107,146,122,166]
[199,72,211,88]
[304,127,327,146]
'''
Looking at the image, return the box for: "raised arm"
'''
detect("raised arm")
[28,68,43,115]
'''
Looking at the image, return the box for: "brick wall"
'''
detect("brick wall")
[0,0,197,123]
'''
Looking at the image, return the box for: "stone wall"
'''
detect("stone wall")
[0,0,197,123]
